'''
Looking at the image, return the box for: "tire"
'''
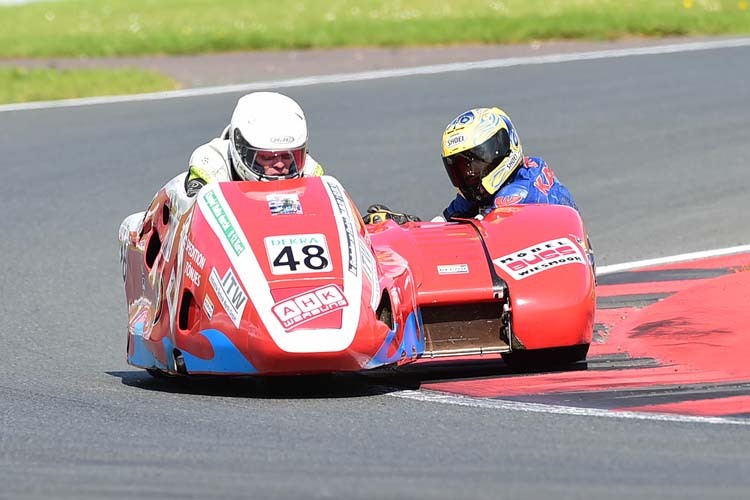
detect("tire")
[501,344,589,370]
[146,368,175,379]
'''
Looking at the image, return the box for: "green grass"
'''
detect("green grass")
[1,0,748,104]
[0,0,748,58]
[0,67,179,104]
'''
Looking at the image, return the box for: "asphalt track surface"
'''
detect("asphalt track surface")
[1,43,749,499]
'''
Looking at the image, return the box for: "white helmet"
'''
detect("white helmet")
[228,92,308,181]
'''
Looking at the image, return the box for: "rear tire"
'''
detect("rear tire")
[501,344,589,370]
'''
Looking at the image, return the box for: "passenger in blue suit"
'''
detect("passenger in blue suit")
[439,107,578,220]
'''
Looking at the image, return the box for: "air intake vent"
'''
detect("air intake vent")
[178,289,199,331]
[162,203,170,225]
[145,232,161,270]
[376,292,394,330]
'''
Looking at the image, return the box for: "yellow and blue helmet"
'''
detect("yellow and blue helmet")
[441,107,523,203]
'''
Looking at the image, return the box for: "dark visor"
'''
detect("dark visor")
[442,129,511,202]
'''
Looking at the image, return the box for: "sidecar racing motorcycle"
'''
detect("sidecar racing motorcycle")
[118,174,595,376]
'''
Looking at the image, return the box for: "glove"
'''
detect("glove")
[185,177,207,197]
[362,204,422,225]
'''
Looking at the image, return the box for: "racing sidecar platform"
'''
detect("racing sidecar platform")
[118,175,595,376]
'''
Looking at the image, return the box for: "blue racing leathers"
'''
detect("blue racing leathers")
[443,156,577,220]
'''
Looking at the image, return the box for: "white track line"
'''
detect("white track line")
[391,389,750,426]
[391,244,750,425]
[2,37,750,113]
[597,244,750,274]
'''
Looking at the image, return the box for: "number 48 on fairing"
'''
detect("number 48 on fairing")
[264,233,333,275]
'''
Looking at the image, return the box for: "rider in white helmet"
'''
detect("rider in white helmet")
[184,91,324,196]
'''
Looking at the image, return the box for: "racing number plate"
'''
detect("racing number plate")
[264,234,333,275]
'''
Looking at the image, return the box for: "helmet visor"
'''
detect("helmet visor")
[442,129,511,202]
[233,128,305,180]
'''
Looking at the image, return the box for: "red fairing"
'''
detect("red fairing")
[368,204,594,351]
[121,175,594,376]
[481,205,595,349]
[368,221,498,305]
[123,176,397,375]
[192,178,388,373]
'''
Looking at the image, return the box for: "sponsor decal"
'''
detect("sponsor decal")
[202,190,246,257]
[152,274,164,316]
[166,271,176,311]
[534,165,556,196]
[493,237,587,280]
[267,193,302,216]
[522,157,539,169]
[174,216,190,281]
[129,308,150,336]
[325,181,358,275]
[272,284,348,330]
[264,234,332,275]
[161,203,176,261]
[203,295,214,320]
[270,135,295,145]
[445,134,465,149]
[119,242,128,282]
[458,111,475,124]
[359,239,379,310]
[494,194,524,207]
[446,111,475,133]
[185,238,206,270]
[209,267,248,328]
[510,127,520,147]
[501,115,520,147]
[437,264,469,275]
[166,269,179,330]
[184,261,201,287]
[484,150,521,192]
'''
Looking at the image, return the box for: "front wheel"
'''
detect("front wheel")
[146,368,177,379]
[501,344,589,371]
